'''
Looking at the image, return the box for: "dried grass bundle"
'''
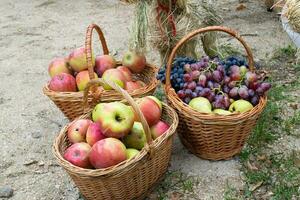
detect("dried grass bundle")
[284,0,300,33]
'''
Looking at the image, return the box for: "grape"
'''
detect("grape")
[205,72,212,80]
[223,85,230,93]
[184,97,191,104]
[230,72,241,81]
[223,95,230,109]
[191,64,198,71]
[195,86,203,94]
[185,89,192,97]
[256,87,264,96]
[207,92,215,102]
[228,81,236,88]
[203,56,209,62]
[212,70,223,82]
[248,89,255,97]
[183,74,192,82]
[198,74,207,87]
[251,95,259,106]
[260,82,271,93]
[183,82,188,89]
[238,86,249,99]
[217,65,225,75]
[191,71,200,80]
[230,65,240,74]
[201,88,211,97]
[188,81,197,90]
[180,83,184,89]
[229,87,239,98]
[192,92,197,98]
[245,72,257,83]
[213,82,221,89]
[249,82,259,90]
[224,76,231,84]
[177,90,185,99]
[207,81,214,89]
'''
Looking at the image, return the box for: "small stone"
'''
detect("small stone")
[23,160,38,166]
[31,131,41,139]
[0,185,14,198]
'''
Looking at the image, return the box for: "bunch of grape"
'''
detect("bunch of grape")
[157,57,196,91]
[220,56,248,74]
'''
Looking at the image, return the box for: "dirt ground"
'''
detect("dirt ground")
[0,0,294,199]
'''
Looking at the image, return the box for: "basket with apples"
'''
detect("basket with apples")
[160,26,269,160]
[43,24,158,120]
[52,78,178,200]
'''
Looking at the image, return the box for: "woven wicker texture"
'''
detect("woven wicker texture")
[165,26,267,160]
[53,78,179,200]
[43,24,158,120]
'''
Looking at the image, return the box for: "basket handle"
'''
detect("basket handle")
[85,24,109,80]
[83,78,154,153]
[165,26,255,90]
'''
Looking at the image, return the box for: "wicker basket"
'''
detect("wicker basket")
[43,24,158,120]
[164,26,268,160]
[53,78,179,200]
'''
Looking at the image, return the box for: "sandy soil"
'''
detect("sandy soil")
[0,0,292,199]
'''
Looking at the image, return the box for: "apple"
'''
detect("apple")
[125,81,141,92]
[92,102,134,138]
[48,57,72,78]
[213,109,232,115]
[68,47,95,72]
[147,96,162,110]
[63,142,92,168]
[126,148,139,159]
[122,51,146,73]
[138,96,162,126]
[188,97,212,113]
[86,122,106,146]
[117,66,132,81]
[95,55,117,77]
[89,138,127,169]
[49,73,77,92]
[123,122,146,150]
[75,70,98,91]
[150,121,170,139]
[101,69,126,90]
[229,100,253,113]
[67,119,92,143]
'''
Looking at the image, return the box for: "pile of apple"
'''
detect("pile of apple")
[63,96,170,169]
[48,47,147,93]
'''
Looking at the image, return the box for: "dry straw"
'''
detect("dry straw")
[53,78,179,200]
[284,0,300,33]
[165,26,267,160]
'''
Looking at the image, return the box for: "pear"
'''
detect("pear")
[229,100,253,113]
[213,109,232,115]
[188,97,212,113]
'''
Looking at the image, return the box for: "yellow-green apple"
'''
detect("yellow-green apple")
[63,142,92,168]
[48,57,72,78]
[229,100,253,113]
[95,55,116,77]
[213,109,232,115]
[138,96,162,126]
[123,122,146,150]
[49,73,77,92]
[75,70,98,91]
[86,122,106,146]
[68,47,95,72]
[89,138,127,169]
[67,119,92,143]
[188,97,212,113]
[126,148,139,159]
[122,51,146,73]
[125,81,141,92]
[150,121,170,139]
[101,69,126,90]
[117,66,132,81]
[92,102,134,138]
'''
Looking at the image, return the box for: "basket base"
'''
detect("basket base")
[178,131,242,161]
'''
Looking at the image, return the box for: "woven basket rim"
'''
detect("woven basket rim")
[52,101,178,177]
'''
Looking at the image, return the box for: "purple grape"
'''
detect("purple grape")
[238,86,249,99]
[212,70,223,82]
[224,76,231,84]
[207,92,215,102]
[191,71,200,80]
[248,89,255,97]
[183,74,193,82]
[185,89,193,97]
[207,81,214,89]
[205,72,212,80]
[184,64,192,73]
[202,56,209,62]
[177,90,185,99]
[192,92,197,98]
[184,97,191,104]
[223,85,230,93]
[198,74,207,87]
[191,64,198,71]
[230,72,241,81]
[249,82,259,90]
[183,82,188,89]
[195,86,203,93]
[217,65,225,75]
[228,81,236,88]
[230,65,240,74]
[229,87,239,98]
[188,81,197,90]
[251,95,259,106]
[223,95,230,109]
[260,82,271,93]
[256,87,264,96]
[213,82,221,89]
[245,72,257,83]
[200,88,211,97]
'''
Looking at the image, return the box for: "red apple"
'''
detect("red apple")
[92,102,134,138]
[95,55,117,77]
[67,119,92,143]
[86,122,106,146]
[125,81,142,92]
[48,57,72,78]
[151,121,170,139]
[68,47,95,72]
[63,142,92,168]
[117,66,132,81]
[122,51,146,73]
[49,73,77,92]
[138,96,162,126]
[75,70,98,91]
[89,138,127,169]
[101,69,126,90]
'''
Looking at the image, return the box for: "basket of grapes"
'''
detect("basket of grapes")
[157,26,271,160]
